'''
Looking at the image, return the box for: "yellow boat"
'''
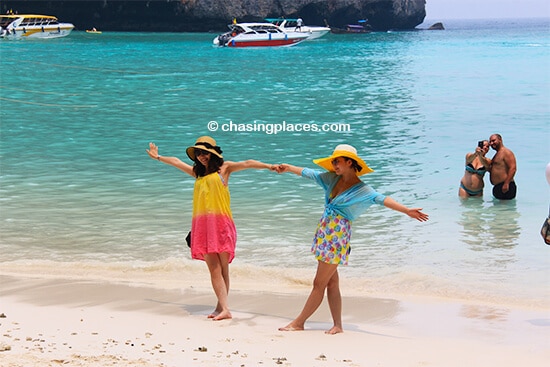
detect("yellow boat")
[0,14,74,39]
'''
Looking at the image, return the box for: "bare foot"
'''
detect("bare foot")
[212,310,232,321]
[207,305,223,318]
[278,323,304,331]
[325,326,343,335]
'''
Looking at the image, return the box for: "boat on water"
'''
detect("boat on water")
[213,22,309,47]
[265,18,330,40]
[330,20,372,34]
[0,14,74,39]
[86,27,102,34]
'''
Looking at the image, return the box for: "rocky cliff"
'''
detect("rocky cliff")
[1,0,426,32]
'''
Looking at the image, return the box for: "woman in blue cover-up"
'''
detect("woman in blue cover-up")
[277,144,429,334]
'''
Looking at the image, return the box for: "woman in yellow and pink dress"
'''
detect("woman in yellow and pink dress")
[276,144,429,334]
[147,136,276,320]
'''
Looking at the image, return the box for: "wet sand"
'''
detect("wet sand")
[1,275,549,366]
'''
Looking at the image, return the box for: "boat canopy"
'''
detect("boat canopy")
[346,24,366,29]
[229,23,284,34]
[265,18,299,22]
[265,18,300,27]
[0,14,60,27]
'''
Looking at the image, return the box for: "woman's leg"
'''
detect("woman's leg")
[325,269,343,334]
[279,261,338,331]
[206,252,231,318]
[219,251,230,295]
[203,252,232,320]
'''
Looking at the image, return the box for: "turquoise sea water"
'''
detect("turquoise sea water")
[1,18,549,308]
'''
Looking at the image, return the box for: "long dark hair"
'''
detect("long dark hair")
[192,142,224,177]
[344,157,362,173]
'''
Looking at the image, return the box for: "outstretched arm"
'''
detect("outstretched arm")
[277,164,304,176]
[224,160,277,174]
[465,152,476,165]
[219,159,277,185]
[478,154,492,170]
[146,142,194,177]
[383,197,429,222]
[473,147,492,170]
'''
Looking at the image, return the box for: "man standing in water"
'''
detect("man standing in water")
[489,134,517,200]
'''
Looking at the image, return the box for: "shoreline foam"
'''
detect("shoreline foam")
[1,259,548,311]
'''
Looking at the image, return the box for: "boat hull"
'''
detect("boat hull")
[330,28,371,34]
[330,23,372,34]
[225,37,305,47]
[6,25,74,39]
[214,33,307,47]
[0,15,74,39]
[282,27,330,40]
[213,22,309,48]
[265,19,330,40]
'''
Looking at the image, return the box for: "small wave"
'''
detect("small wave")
[1,259,546,310]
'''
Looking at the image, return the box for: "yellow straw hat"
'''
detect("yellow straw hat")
[186,136,223,160]
[313,144,373,176]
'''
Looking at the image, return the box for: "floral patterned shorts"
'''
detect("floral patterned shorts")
[312,212,352,265]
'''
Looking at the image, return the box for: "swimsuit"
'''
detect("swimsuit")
[465,163,487,177]
[302,168,386,265]
[460,164,487,196]
[493,181,517,200]
[191,172,237,263]
[460,182,483,196]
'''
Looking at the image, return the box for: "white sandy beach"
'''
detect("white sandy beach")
[1,273,549,367]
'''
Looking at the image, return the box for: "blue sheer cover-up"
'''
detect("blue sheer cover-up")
[301,168,386,221]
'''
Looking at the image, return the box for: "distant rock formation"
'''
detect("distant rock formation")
[1,0,426,32]
[428,22,445,30]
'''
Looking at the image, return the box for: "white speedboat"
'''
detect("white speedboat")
[266,18,330,40]
[213,22,309,47]
[0,14,74,39]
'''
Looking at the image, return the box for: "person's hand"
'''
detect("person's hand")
[276,164,289,173]
[146,142,159,159]
[502,182,509,193]
[407,208,429,222]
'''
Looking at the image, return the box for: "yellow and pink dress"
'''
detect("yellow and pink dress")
[190,172,237,263]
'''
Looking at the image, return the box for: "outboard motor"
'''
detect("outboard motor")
[218,33,232,47]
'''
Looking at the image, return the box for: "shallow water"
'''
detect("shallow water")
[1,18,549,308]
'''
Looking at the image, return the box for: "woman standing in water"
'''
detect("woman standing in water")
[147,136,276,320]
[277,144,429,334]
[458,140,492,198]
